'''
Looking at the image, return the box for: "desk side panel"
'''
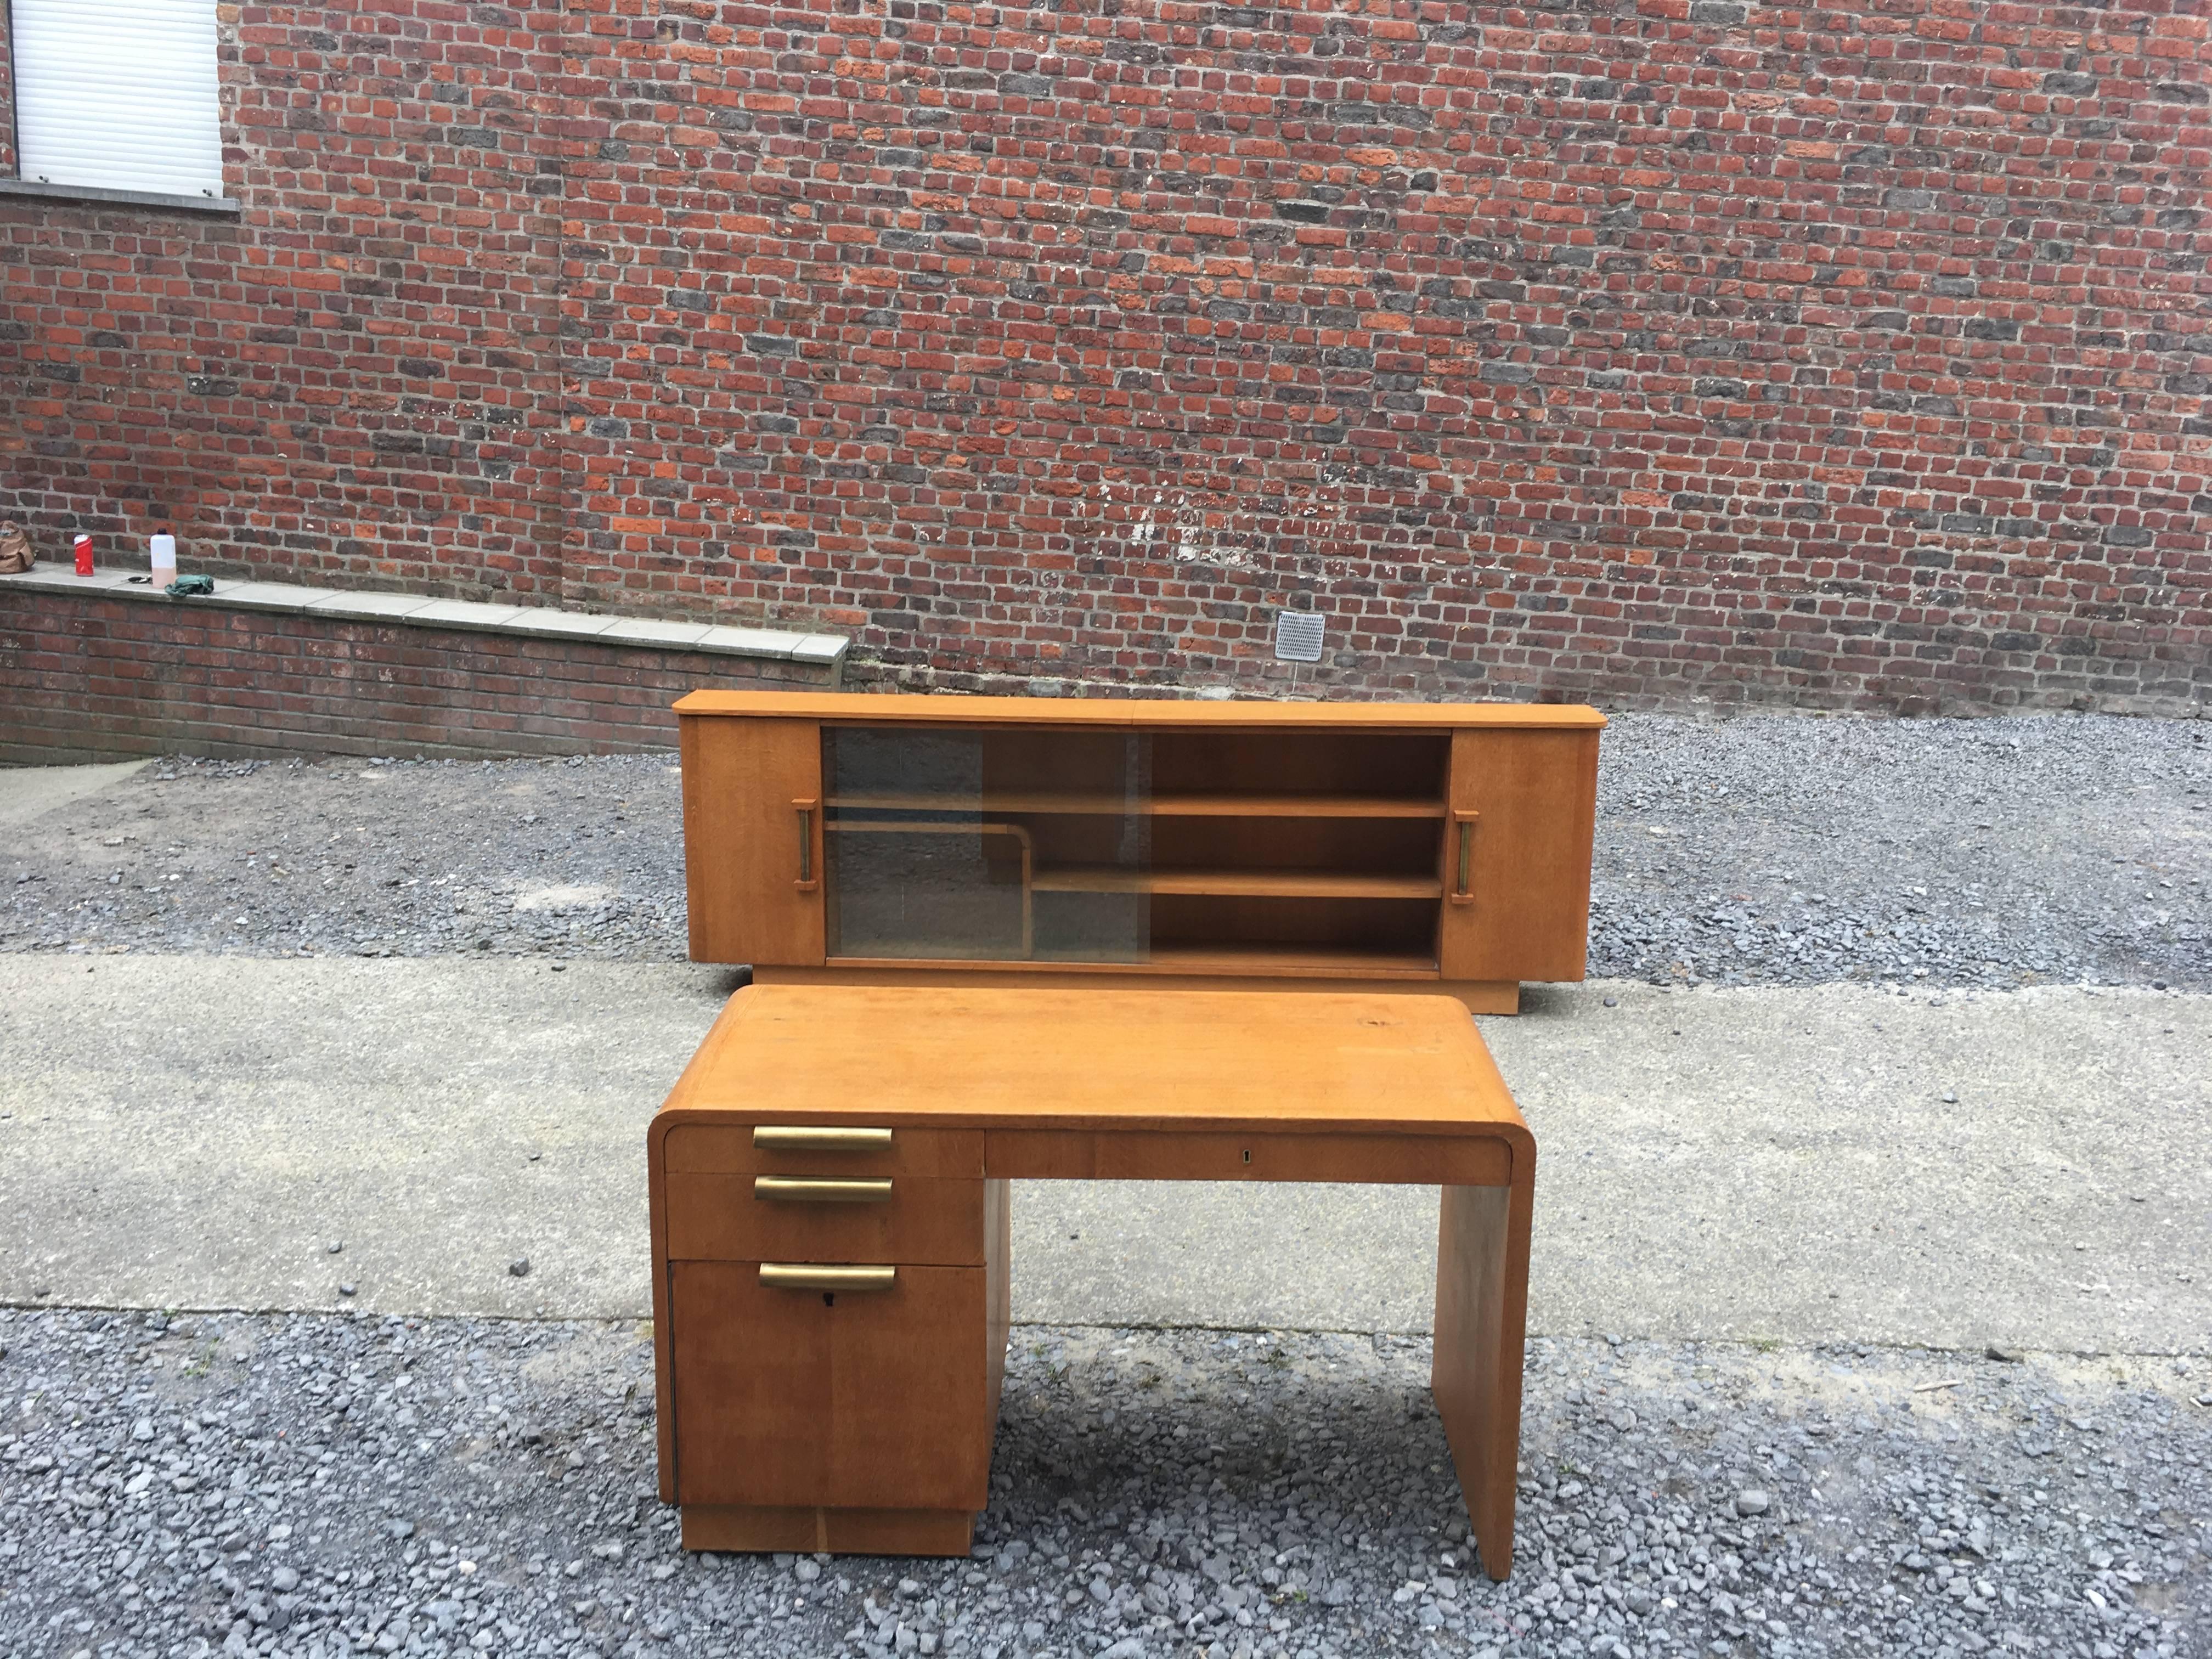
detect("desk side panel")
[1432,1154,1535,1581]
[651,1119,676,1504]
[985,1178,1011,1426]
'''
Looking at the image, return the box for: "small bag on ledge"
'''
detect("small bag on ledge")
[0,522,34,574]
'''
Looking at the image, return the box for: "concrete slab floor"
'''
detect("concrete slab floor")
[0,759,153,831]
[0,957,2204,1356]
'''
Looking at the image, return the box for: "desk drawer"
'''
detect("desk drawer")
[665,1172,985,1265]
[983,1130,1512,1185]
[661,1124,983,1179]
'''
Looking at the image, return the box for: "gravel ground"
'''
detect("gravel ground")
[1589,713,2210,993]
[3,713,2206,989]
[4,715,2209,1658]
[2,1310,2204,1659]
[0,755,688,964]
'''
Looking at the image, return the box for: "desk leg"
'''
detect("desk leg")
[985,1177,1011,1425]
[1432,1175,1534,1581]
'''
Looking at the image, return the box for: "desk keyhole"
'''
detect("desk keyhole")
[822,1293,835,1308]
[1242,1148,1252,1165]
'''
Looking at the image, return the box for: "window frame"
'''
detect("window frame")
[0,0,240,215]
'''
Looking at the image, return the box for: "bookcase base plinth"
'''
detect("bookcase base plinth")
[752,962,1521,1015]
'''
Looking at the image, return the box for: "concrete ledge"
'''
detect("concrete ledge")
[0,566,847,669]
[0,571,846,762]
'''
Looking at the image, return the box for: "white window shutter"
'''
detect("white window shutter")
[12,0,225,198]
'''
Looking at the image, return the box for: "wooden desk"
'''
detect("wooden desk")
[648,985,1536,1579]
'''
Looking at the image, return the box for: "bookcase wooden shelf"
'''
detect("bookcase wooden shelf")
[827,792,1448,820]
[1028,866,1444,900]
[676,692,1604,1013]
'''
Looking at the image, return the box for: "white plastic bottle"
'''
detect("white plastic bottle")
[150,533,177,585]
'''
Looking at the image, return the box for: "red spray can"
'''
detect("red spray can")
[73,533,93,577]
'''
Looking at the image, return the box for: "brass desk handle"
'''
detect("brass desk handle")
[1449,809,1479,906]
[760,1263,895,1291]
[752,1126,893,1152]
[754,1176,893,1204]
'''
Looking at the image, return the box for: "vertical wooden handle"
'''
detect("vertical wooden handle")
[1449,810,1478,905]
[794,798,819,892]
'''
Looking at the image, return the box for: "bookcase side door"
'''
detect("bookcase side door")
[681,715,826,966]
[1437,725,1599,984]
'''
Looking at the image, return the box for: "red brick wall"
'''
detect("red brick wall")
[0,591,833,764]
[4,0,2209,716]
[0,2,569,600]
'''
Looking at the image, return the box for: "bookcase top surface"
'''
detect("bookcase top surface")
[674,691,1605,729]
[661,984,1528,1140]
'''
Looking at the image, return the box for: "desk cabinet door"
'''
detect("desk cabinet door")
[1438,727,1598,983]
[681,718,825,965]
[668,1261,994,1511]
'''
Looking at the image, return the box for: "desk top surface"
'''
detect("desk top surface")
[663,985,1525,1138]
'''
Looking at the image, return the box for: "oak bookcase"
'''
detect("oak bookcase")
[675,692,1603,1013]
